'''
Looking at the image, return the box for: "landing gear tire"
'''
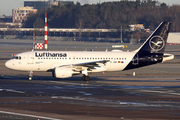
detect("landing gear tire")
[82,76,90,81]
[29,77,32,81]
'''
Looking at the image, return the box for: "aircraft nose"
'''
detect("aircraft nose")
[5,61,10,68]
[5,60,13,69]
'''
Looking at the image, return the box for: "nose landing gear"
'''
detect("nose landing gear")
[28,71,33,81]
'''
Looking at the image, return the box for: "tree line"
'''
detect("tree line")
[23,0,180,32]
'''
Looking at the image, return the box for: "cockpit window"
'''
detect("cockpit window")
[15,56,18,59]
[12,56,21,60]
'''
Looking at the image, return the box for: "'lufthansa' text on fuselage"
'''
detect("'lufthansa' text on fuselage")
[35,52,67,57]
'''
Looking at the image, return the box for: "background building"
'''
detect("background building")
[129,24,145,31]
[24,0,50,10]
[0,15,12,22]
[167,33,180,44]
[24,0,74,10]
[54,0,74,6]
[12,7,38,23]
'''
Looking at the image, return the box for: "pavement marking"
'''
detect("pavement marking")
[4,89,25,94]
[141,90,180,96]
[52,96,160,107]
[0,110,62,120]
[49,81,101,87]
[49,81,88,86]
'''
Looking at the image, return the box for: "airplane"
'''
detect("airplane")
[5,22,174,81]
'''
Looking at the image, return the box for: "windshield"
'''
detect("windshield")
[12,56,21,60]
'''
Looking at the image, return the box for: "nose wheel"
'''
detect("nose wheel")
[82,75,90,81]
[29,77,32,81]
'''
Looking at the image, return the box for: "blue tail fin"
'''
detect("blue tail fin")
[137,22,171,53]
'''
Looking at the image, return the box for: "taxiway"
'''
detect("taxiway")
[0,39,180,120]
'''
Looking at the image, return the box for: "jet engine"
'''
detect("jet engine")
[53,67,73,78]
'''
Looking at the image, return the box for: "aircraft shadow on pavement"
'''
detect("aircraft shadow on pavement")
[1,75,102,82]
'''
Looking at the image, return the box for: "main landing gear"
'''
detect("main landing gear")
[29,71,33,81]
[81,69,90,81]
[82,75,90,81]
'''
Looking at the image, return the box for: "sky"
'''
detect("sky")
[0,0,180,16]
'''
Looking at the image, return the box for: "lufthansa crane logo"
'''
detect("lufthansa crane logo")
[149,36,165,51]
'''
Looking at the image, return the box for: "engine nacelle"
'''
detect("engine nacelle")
[54,67,73,78]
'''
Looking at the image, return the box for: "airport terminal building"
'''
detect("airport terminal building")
[167,33,180,44]
[24,1,50,10]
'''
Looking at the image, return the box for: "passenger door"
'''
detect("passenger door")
[27,52,34,64]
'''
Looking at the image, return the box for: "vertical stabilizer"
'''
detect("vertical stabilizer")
[137,22,171,53]
[124,22,172,71]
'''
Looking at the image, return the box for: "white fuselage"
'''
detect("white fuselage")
[5,50,136,72]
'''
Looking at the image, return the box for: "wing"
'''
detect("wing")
[47,60,109,72]
[62,60,109,72]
